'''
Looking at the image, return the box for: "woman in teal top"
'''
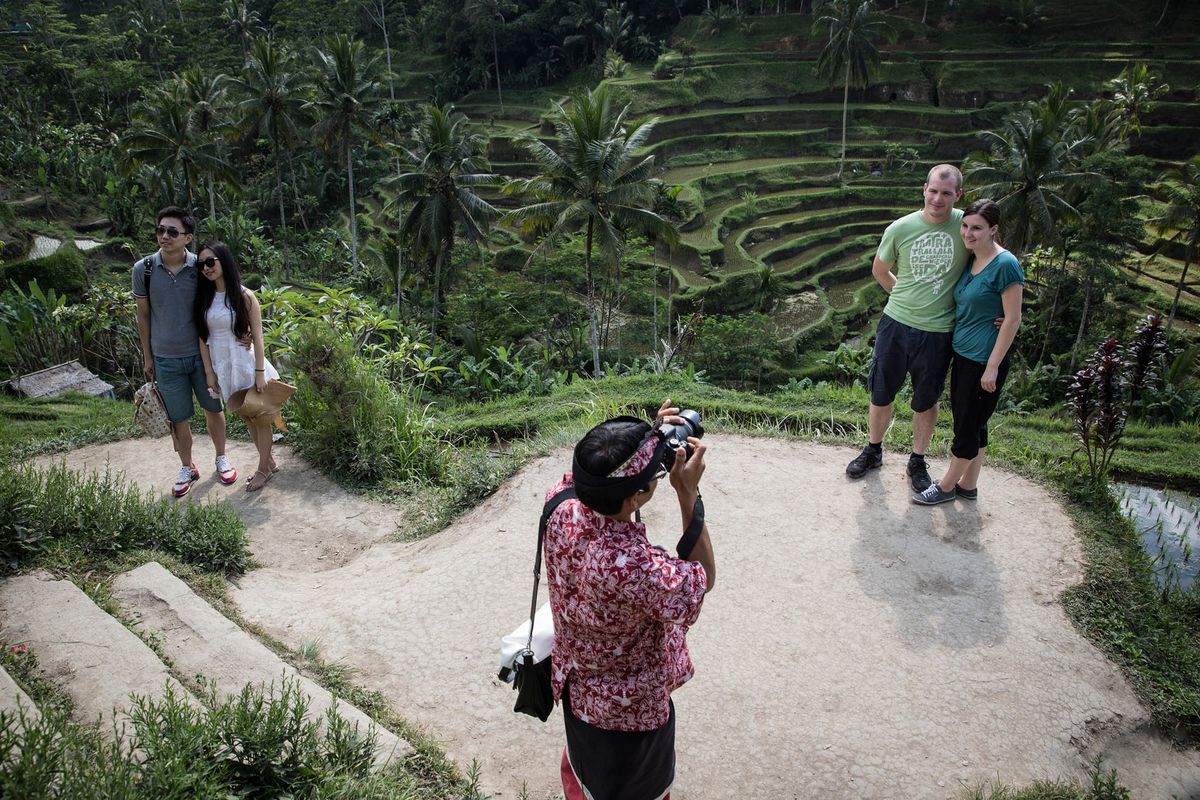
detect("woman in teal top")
[914,198,1024,506]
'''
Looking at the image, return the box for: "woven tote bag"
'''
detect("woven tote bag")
[134,381,173,437]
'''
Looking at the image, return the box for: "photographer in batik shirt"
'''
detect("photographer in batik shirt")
[544,400,716,800]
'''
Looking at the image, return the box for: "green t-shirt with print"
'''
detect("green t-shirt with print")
[877,208,969,333]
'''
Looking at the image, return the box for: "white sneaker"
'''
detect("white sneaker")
[173,464,199,497]
[215,454,238,485]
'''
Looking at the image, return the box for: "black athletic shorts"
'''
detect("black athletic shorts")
[867,314,953,412]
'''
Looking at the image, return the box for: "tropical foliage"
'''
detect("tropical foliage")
[507,86,676,376]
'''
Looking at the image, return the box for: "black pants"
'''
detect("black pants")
[949,352,1010,460]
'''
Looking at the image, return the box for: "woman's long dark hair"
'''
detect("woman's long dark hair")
[193,240,250,342]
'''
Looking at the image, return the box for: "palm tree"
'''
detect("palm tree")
[125,89,232,213]
[178,66,235,222]
[812,0,894,182]
[1104,63,1169,143]
[309,34,387,274]
[466,0,514,111]
[560,0,608,67]
[228,37,310,275]
[223,0,263,62]
[385,105,500,343]
[1152,156,1200,339]
[963,109,1090,254]
[506,86,679,377]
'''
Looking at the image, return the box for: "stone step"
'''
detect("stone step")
[111,562,411,767]
[0,572,192,742]
[0,664,38,723]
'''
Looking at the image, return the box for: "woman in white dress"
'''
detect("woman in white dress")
[194,241,280,492]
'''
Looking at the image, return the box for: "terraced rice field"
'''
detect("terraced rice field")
[464,6,1200,354]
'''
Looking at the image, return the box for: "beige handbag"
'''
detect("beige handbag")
[134,381,173,437]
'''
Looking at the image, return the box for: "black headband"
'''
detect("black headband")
[571,416,667,502]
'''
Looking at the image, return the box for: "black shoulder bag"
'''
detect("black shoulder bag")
[507,486,576,722]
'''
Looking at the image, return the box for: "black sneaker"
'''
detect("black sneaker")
[954,484,978,500]
[907,457,932,492]
[913,483,957,506]
[846,446,883,478]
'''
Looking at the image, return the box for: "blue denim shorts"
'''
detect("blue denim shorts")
[155,355,223,422]
[867,314,953,412]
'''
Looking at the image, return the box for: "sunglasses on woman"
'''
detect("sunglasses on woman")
[155,225,183,238]
[197,256,221,269]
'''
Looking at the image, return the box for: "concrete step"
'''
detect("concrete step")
[0,664,38,723]
[111,562,411,767]
[0,571,191,742]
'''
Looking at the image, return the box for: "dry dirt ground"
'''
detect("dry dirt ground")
[37,435,1200,799]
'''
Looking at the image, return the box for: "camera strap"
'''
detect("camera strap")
[525,487,577,655]
[676,494,704,560]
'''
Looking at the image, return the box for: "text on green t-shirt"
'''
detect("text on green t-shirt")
[877,208,969,333]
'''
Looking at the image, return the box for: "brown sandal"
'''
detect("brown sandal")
[247,463,279,481]
[246,469,272,492]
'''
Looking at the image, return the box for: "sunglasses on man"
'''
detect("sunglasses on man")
[155,225,184,238]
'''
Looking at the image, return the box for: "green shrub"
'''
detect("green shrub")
[0,241,87,298]
[690,313,789,388]
[0,678,386,800]
[491,245,530,272]
[0,462,249,574]
[288,324,445,484]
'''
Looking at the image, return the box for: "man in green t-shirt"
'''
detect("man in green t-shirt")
[845,164,969,491]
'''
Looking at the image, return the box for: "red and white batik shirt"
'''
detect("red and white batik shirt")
[544,474,707,733]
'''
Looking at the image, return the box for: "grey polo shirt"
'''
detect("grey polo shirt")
[132,250,201,359]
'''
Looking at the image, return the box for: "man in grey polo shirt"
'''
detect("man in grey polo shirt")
[133,206,239,497]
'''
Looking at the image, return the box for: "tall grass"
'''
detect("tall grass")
[0,678,423,799]
[0,462,248,575]
[287,325,445,485]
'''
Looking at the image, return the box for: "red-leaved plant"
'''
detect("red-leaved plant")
[1066,315,1168,481]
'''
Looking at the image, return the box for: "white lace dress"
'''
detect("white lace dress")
[205,290,278,403]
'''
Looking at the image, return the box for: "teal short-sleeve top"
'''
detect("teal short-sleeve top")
[952,250,1024,365]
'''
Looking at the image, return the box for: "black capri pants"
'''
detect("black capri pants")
[949,352,1011,460]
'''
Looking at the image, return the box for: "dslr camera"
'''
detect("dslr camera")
[657,409,703,471]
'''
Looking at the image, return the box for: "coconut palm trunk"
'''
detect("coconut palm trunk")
[430,247,447,345]
[1157,0,1172,26]
[1166,247,1192,338]
[838,60,850,182]
[347,147,359,272]
[1035,282,1061,367]
[395,202,405,315]
[586,217,601,377]
[492,26,504,111]
[273,141,290,277]
[1069,277,1093,375]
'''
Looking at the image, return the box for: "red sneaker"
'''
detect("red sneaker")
[215,454,238,485]
[173,464,200,497]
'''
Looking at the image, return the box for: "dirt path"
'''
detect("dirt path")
[39,435,1200,798]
